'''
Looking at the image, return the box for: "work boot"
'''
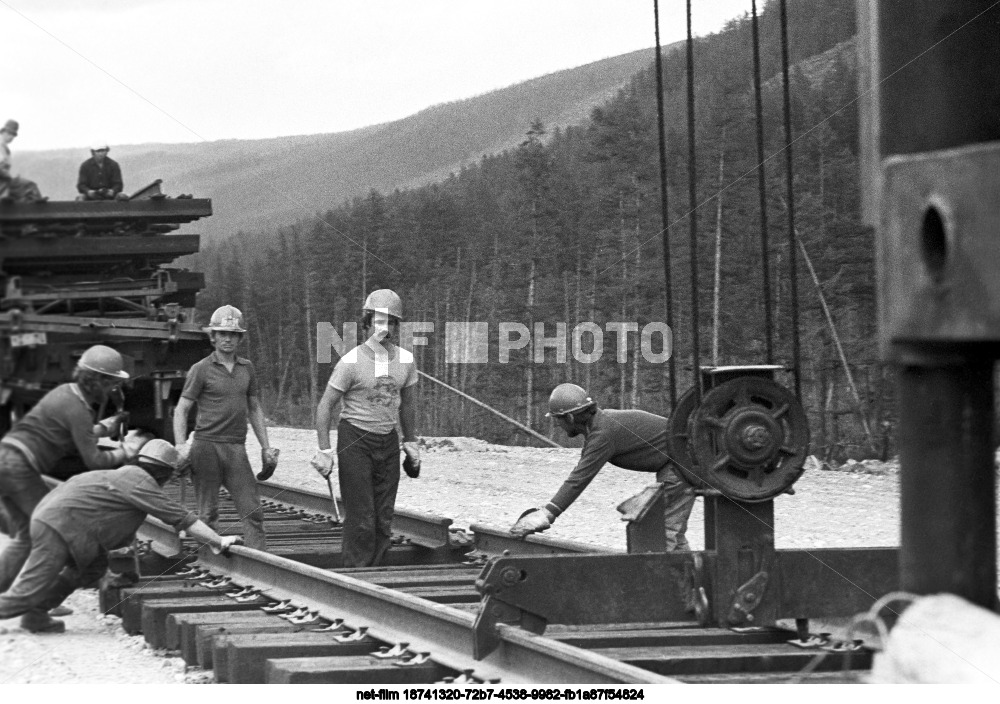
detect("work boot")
[48,605,74,617]
[20,610,66,634]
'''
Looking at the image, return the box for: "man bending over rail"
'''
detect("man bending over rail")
[510,383,695,549]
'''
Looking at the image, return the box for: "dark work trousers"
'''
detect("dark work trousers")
[0,444,50,592]
[0,520,107,620]
[337,420,400,568]
[190,439,266,550]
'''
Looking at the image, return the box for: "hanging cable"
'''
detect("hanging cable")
[751,0,775,364]
[779,0,803,397]
[685,0,701,402]
[653,0,677,412]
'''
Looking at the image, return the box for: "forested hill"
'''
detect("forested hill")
[206,0,880,461]
[17,48,657,243]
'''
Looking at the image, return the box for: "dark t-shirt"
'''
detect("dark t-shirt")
[1,383,123,474]
[34,465,197,569]
[181,352,258,443]
[548,408,672,514]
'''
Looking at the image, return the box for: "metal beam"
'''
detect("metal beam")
[195,546,672,683]
[0,312,204,340]
[0,199,211,223]
[0,235,200,262]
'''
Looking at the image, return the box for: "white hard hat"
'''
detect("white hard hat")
[363,289,403,320]
[204,304,247,333]
[90,142,110,153]
[547,383,594,417]
[138,439,179,468]
[78,345,129,380]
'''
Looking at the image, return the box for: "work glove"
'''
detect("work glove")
[211,535,243,556]
[310,449,336,479]
[509,507,555,539]
[402,441,421,479]
[256,447,280,481]
[122,430,153,460]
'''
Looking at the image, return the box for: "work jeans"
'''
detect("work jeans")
[189,439,266,550]
[657,464,696,551]
[0,444,49,591]
[0,521,106,620]
[337,420,400,568]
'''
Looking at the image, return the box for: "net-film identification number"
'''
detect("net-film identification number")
[400,689,645,700]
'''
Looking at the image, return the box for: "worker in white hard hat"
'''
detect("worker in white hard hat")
[312,288,421,567]
[173,305,276,551]
[0,439,241,633]
[0,344,144,632]
[76,141,125,200]
[509,383,695,550]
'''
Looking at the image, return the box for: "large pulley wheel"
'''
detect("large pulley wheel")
[689,376,809,502]
[667,387,705,489]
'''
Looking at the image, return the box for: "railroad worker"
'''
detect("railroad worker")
[76,141,125,201]
[0,119,46,204]
[0,440,241,634]
[0,344,142,629]
[312,288,420,568]
[173,304,277,551]
[510,383,696,550]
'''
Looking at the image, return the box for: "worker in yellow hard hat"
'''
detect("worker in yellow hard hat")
[312,289,421,567]
[510,383,695,550]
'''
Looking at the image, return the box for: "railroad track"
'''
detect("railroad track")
[99,479,873,684]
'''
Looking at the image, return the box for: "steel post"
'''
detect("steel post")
[897,361,997,606]
[878,0,1000,610]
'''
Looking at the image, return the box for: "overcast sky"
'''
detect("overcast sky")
[6,0,754,152]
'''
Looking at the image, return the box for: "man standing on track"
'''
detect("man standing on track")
[312,289,421,568]
[173,305,277,551]
[510,383,695,550]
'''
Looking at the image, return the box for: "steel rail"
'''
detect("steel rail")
[195,545,673,684]
[258,480,452,549]
[471,524,621,556]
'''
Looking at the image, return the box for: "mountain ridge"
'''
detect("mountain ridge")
[17,46,672,243]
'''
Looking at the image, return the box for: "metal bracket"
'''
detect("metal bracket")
[727,568,769,626]
[880,140,1000,355]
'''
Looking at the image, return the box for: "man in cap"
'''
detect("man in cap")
[312,289,421,567]
[510,383,695,550]
[0,439,241,633]
[0,119,45,204]
[77,142,125,200]
[0,344,142,632]
[173,305,277,551]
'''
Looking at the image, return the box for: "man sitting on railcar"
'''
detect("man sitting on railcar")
[77,142,126,200]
